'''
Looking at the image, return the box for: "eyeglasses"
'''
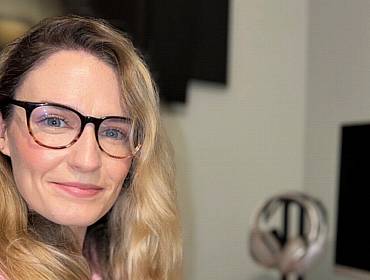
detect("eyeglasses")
[1,95,141,159]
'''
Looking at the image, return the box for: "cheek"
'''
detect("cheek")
[12,141,59,169]
[106,158,132,188]
[7,124,62,193]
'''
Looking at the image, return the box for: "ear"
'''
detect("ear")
[0,113,10,156]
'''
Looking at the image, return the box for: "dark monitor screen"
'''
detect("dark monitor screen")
[335,124,370,275]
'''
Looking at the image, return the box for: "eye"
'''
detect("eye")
[46,118,63,127]
[101,128,127,141]
[38,116,69,128]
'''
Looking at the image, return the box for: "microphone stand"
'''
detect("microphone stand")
[281,199,305,280]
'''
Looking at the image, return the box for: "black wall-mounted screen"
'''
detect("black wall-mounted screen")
[63,0,229,104]
[335,124,370,276]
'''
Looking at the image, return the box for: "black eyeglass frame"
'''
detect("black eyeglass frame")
[1,95,141,159]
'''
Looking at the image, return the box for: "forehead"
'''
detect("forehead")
[15,50,126,117]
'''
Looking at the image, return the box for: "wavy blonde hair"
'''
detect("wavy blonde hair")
[0,15,182,280]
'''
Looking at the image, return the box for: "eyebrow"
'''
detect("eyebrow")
[18,98,130,120]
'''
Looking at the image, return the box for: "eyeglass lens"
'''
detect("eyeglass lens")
[29,105,133,158]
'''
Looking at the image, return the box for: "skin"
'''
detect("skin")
[0,50,132,248]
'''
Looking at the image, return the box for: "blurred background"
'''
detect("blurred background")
[1,0,370,279]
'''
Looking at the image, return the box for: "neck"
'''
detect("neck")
[69,226,87,250]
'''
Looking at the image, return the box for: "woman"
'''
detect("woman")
[0,15,182,280]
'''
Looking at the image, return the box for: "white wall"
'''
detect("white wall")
[162,1,307,279]
[305,0,370,279]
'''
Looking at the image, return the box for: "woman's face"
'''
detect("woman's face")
[0,50,131,229]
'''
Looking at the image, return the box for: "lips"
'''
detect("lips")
[51,182,103,198]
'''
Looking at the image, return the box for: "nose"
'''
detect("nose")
[67,124,102,172]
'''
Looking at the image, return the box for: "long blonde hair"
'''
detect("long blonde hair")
[0,15,182,280]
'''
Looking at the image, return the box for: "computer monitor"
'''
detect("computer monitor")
[335,123,370,278]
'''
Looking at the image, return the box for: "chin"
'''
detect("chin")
[42,211,105,228]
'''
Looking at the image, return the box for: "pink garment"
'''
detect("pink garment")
[91,272,103,280]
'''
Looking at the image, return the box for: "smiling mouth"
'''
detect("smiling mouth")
[51,182,103,198]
